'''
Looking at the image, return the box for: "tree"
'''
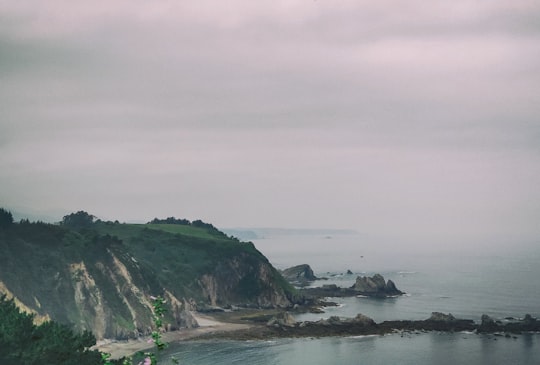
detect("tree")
[61,211,96,229]
[0,295,102,365]
[0,208,14,229]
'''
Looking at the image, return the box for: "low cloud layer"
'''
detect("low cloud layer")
[1,1,539,246]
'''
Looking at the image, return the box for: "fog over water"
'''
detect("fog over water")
[1,1,540,253]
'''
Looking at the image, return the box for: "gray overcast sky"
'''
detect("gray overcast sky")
[1,1,539,245]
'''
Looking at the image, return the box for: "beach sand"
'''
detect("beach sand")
[94,312,252,359]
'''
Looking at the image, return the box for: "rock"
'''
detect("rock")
[351,274,403,297]
[386,280,399,293]
[179,310,199,329]
[322,284,339,290]
[318,316,342,326]
[481,314,495,326]
[479,314,499,332]
[328,316,342,325]
[281,264,318,287]
[267,312,296,327]
[352,313,376,326]
[346,270,353,275]
[523,314,536,325]
[352,274,385,293]
[429,312,456,322]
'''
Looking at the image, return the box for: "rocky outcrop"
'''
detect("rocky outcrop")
[428,312,456,322]
[299,273,403,299]
[478,314,499,332]
[315,314,376,327]
[281,264,318,287]
[353,313,376,326]
[178,310,199,329]
[352,274,403,297]
[203,312,540,341]
[267,312,296,327]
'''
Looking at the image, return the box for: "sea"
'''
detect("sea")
[162,232,540,364]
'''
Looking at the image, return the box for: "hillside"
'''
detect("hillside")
[0,211,298,340]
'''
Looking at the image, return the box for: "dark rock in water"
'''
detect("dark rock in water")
[351,274,403,297]
[523,314,536,325]
[327,316,343,325]
[322,284,338,290]
[352,313,376,326]
[386,280,399,293]
[298,273,403,298]
[309,307,325,314]
[429,312,456,322]
[346,269,353,275]
[479,314,498,332]
[481,314,495,325]
[281,264,318,287]
[203,312,540,341]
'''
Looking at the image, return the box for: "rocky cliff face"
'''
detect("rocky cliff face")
[199,253,293,308]
[0,219,297,339]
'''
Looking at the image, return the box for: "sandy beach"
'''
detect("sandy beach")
[94,312,252,359]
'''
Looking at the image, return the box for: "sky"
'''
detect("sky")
[1,1,539,246]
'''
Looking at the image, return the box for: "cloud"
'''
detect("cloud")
[1,1,539,245]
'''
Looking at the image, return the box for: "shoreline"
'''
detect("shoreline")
[94,312,252,359]
[93,310,540,359]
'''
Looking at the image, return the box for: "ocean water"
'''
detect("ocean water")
[162,233,540,364]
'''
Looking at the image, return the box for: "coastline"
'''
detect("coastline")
[94,312,252,359]
[93,309,540,359]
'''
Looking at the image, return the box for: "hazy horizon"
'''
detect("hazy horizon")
[1,1,539,249]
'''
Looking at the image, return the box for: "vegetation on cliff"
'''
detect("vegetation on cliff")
[0,295,101,365]
[0,209,297,340]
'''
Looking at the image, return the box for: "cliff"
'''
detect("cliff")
[0,213,297,339]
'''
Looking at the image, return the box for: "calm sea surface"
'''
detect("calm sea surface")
[163,233,540,364]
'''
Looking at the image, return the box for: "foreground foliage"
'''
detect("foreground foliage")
[0,295,102,365]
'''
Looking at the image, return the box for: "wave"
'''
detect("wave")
[347,334,380,339]
[326,303,346,309]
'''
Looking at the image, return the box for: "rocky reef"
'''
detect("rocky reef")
[298,273,403,298]
[200,311,540,341]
